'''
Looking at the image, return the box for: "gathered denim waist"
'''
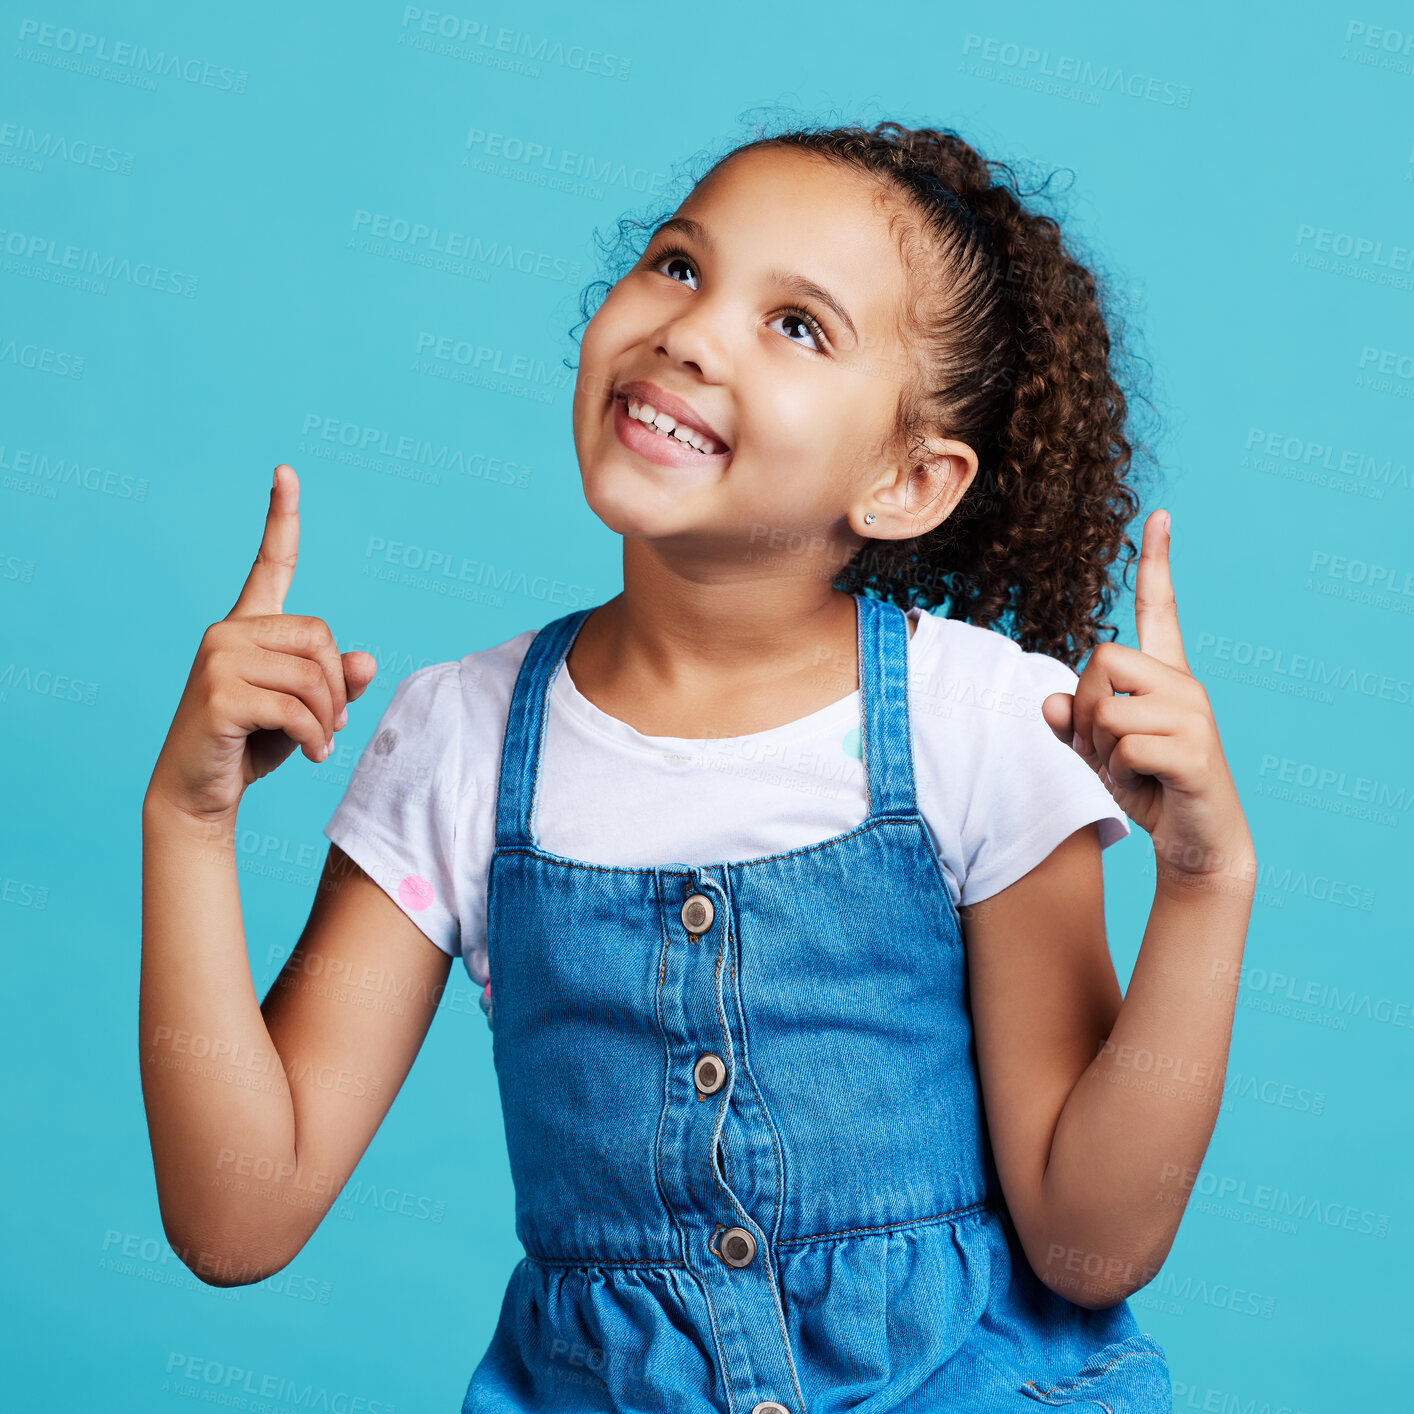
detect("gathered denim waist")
[519,1195,998,1269]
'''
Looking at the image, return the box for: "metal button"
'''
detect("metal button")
[681,892,714,935]
[751,1404,791,1414]
[718,1225,756,1267]
[694,1052,726,1095]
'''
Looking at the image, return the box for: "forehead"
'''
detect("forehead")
[676,146,911,342]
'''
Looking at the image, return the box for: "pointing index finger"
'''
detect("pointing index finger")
[1134,508,1188,672]
[229,464,299,620]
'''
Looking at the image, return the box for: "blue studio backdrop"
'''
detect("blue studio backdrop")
[4,1,1412,1408]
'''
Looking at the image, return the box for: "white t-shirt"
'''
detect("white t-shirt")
[323,606,1130,995]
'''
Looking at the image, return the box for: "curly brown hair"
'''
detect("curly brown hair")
[567,117,1161,670]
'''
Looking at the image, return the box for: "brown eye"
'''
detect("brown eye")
[647,245,699,290]
[769,309,827,353]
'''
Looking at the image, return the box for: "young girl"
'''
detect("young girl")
[141,121,1257,1412]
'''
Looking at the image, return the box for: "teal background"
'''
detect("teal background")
[4,1,1412,1408]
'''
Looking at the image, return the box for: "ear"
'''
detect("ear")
[855,435,978,540]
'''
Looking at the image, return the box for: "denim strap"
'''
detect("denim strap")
[492,605,592,850]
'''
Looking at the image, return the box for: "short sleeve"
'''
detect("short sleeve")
[323,660,463,958]
[957,649,1131,907]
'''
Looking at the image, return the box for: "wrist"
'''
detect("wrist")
[1150,815,1256,895]
[1152,849,1257,904]
[142,783,241,845]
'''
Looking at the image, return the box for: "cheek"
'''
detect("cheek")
[576,309,617,393]
[750,388,868,477]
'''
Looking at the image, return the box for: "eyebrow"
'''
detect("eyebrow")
[647,216,860,344]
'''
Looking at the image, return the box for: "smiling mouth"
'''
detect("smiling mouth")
[614,391,729,457]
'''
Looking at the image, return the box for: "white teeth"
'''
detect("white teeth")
[625,396,723,455]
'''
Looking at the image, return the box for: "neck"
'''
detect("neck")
[575,538,858,695]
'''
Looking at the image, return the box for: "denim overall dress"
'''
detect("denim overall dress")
[461,592,1172,1413]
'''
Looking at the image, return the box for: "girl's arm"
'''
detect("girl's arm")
[963,822,1254,1310]
[139,463,452,1284]
[140,813,451,1285]
[965,509,1257,1309]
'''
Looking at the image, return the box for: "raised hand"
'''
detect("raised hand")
[145,464,378,825]
[1041,509,1254,880]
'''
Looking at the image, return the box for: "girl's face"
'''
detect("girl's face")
[572,146,958,567]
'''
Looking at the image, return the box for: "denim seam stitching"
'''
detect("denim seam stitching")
[488,814,922,877]
[856,590,872,816]
[652,872,738,1414]
[525,614,575,848]
[896,599,923,816]
[913,816,965,934]
[704,889,742,1414]
[521,1253,692,1269]
[774,1197,991,1247]
[727,950,807,1414]
[1019,1341,1158,1399]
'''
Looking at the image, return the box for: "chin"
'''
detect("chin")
[579,468,670,538]
[580,464,717,542]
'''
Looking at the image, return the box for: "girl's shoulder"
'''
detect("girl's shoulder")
[387,622,542,718]
[905,609,1129,908]
[452,623,540,701]
[907,607,1080,711]
[354,625,542,786]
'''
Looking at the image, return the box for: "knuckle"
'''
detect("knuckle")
[200,621,230,656]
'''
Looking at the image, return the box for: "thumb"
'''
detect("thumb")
[1041,690,1075,744]
[340,651,379,704]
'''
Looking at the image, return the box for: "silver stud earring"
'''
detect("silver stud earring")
[864,513,875,525]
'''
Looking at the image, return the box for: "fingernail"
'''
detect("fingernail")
[1072,731,1090,755]
[322,739,333,760]
[1162,510,1171,534]
[336,707,348,729]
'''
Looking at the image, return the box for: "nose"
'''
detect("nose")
[652,295,730,384]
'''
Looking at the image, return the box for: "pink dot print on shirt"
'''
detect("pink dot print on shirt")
[398,874,434,911]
